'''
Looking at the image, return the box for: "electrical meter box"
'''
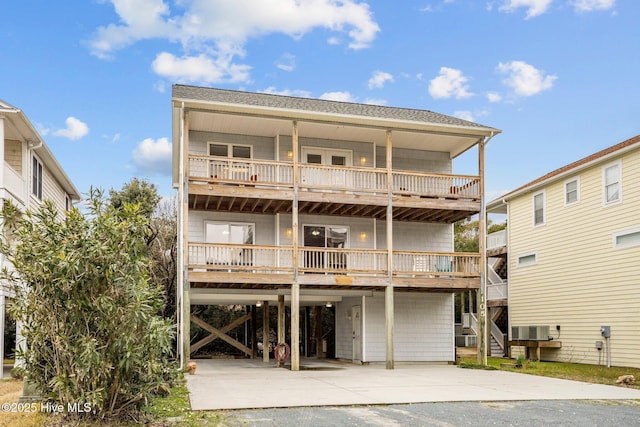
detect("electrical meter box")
[600,326,611,338]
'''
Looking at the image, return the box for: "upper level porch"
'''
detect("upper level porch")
[188,155,481,223]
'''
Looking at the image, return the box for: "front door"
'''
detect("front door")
[352,305,362,363]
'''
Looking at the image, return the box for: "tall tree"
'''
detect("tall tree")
[109,179,177,320]
[109,177,160,218]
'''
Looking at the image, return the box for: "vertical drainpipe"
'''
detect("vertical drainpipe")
[177,102,186,369]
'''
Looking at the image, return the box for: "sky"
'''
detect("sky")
[1,0,639,202]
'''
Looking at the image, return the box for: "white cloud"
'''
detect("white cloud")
[498,0,553,19]
[428,67,473,99]
[454,110,474,121]
[151,51,251,84]
[497,60,557,96]
[486,91,502,102]
[260,87,312,98]
[571,0,615,12]
[276,53,296,72]
[90,0,380,83]
[319,91,356,102]
[363,98,387,106]
[132,137,172,175]
[90,0,174,60]
[368,70,394,89]
[53,117,89,141]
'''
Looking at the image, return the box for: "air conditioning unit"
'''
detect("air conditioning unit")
[529,325,550,341]
[511,326,529,340]
[455,335,477,347]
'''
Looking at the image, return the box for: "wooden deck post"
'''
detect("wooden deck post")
[262,301,269,363]
[385,129,395,370]
[314,306,323,357]
[251,305,257,359]
[277,294,285,367]
[291,283,300,371]
[291,120,300,371]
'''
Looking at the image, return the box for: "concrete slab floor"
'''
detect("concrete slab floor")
[186,359,640,411]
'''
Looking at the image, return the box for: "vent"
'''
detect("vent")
[529,325,550,341]
[455,335,477,347]
[511,326,529,340]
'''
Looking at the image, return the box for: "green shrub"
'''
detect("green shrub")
[0,190,176,419]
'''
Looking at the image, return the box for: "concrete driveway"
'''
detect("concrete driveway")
[186,358,640,410]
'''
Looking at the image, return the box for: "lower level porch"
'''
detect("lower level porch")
[188,243,480,291]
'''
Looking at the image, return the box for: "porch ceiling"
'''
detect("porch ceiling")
[188,193,478,223]
[186,110,480,156]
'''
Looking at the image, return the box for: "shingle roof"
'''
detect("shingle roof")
[172,84,499,132]
[497,134,640,202]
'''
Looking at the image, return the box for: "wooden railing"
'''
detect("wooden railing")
[188,243,480,277]
[487,229,508,250]
[188,155,480,199]
[392,170,479,199]
[299,164,387,194]
[189,156,293,187]
[300,247,387,274]
[393,251,480,276]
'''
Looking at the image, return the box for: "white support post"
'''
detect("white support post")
[385,130,394,370]
[291,120,300,371]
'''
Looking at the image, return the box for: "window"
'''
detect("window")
[533,191,545,226]
[204,221,255,266]
[208,142,252,159]
[613,227,640,249]
[32,156,43,200]
[564,178,579,205]
[303,225,349,271]
[603,161,621,205]
[517,252,537,267]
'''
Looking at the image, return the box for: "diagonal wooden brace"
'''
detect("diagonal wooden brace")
[190,313,252,356]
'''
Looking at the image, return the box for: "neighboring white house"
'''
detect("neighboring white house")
[172,85,501,370]
[0,100,81,377]
[487,134,640,368]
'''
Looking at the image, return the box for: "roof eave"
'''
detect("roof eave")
[488,140,640,209]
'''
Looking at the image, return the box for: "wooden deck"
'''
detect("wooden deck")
[187,155,481,223]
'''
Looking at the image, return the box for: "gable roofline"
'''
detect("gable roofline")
[171,85,501,138]
[488,134,640,211]
[0,100,81,200]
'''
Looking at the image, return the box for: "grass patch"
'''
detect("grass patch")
[142,381,228,426]
[0,378,229,427]
[458,361,497,370]
[459,357,640,388]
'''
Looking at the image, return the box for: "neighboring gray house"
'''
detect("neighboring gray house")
[172,85,500,369]
[0,100,81,376]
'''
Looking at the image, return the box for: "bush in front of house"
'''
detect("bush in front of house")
[0,189,175,420]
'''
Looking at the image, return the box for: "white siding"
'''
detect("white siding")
[354,292,454,362]
[335,293,455,363]
[4,139,22,173]
[508,147,640,367]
